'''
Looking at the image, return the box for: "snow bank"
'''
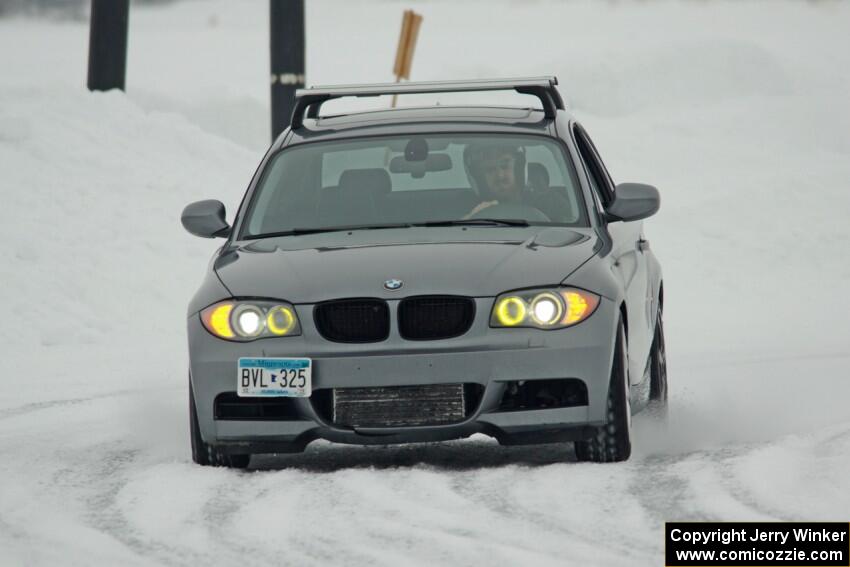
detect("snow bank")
[0,89,253,349]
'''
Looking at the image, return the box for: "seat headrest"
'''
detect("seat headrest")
[338,168,392,195]
[527,162,550,191]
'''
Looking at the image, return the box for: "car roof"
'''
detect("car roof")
[284,105,574,146]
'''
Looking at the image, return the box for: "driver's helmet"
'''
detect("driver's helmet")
[463,141,526,199]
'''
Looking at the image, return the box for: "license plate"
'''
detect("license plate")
[237,358,312,397]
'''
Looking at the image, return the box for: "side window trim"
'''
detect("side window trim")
[572,124,612,208]
[580,126,616,194]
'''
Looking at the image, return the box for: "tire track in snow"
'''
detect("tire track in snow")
[85,449,261,567]
[668,444,800,523]
[631,454,698,522]
[253,443,585,566]
[3,391,849,567]
[718,424,850,520]
[0,389,144,421]
[81,445,167,563]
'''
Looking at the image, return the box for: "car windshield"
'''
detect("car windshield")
[240,134,588,239]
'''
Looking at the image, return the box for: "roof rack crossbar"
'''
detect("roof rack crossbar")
[290,76,564,130]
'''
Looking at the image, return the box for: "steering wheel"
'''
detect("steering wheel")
[469,202,551,223]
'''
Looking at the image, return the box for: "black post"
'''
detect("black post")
[270,0,305,140]
[87,0,130,91]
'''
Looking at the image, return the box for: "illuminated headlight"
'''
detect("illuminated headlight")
[490,288,600,329]
[530,292,563,325]
[232,304,264,337]
[200,300,301,341]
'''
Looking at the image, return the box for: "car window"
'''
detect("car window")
[241,134,589,238]
[573,124,614,208]
[322,142,472,191]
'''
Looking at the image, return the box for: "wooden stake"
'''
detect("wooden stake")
[391,10,423,107]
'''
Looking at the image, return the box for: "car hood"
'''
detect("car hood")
[214,227,599,303]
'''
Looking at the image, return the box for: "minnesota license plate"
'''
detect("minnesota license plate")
[237,358,312,397]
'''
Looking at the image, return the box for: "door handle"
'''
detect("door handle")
[637,238,650,252]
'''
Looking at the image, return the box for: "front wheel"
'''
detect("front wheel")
[190,379,250,469]
[575,318,632,463]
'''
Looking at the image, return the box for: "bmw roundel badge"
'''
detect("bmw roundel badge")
[383,278,404,291]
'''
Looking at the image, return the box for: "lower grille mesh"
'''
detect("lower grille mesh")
[330,384,474,428]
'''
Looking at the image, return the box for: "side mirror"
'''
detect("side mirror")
[181,199,230,238]
[607,183,660,222]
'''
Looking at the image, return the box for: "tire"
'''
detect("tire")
[575,318,632,463]
[649,308,668,403]
[190,379,250,469]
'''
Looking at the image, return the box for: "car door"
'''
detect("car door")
[572,124,652,385]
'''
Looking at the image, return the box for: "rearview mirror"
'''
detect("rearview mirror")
[607,183,660,222]
[389,153,452,178]
[181,199,230,238]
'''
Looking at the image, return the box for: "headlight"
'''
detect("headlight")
[200,300,301,341]
[490,288,600,329]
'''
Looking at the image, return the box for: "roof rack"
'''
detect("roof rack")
[290,76,564,130]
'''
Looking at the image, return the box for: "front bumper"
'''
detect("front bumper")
[188,297,618,454]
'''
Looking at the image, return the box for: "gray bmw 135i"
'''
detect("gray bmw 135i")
[181,77,667,468]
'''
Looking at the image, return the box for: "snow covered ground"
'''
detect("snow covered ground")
[1,1,849,565]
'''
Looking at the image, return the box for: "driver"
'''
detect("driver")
[463,142,569,220]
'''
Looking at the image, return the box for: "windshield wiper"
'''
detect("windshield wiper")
[243,219,530,240]
[416,218,530,228]
[244,223,413,240]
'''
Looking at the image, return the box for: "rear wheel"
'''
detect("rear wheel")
[575,318,632,463]
[190,379,250,469]
[649,308,668,403]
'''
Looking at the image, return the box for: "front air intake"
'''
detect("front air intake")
[214,392,301,421]
[312,383,484,428]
